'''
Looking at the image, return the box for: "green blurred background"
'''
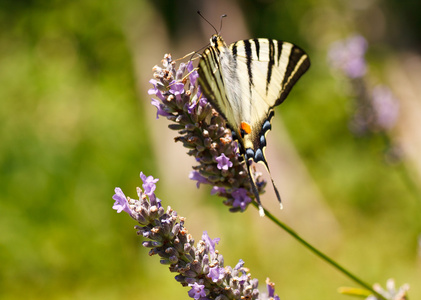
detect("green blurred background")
[1,0,420,299]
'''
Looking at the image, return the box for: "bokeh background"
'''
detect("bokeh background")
[1,0,420,299]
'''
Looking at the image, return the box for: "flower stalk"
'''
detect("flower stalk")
[253,202,389,300]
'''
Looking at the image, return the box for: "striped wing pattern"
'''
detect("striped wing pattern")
[198,35,310,209]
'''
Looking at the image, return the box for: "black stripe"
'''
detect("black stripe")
[266,39,275,94]
[277,46,310,104]
[209,48,226,96]
[277,40,283,65]
[201,48,226,109]
[244,40,253,90]
[231,42,238,58]
[253,38,260,60]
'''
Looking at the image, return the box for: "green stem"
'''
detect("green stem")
[252,202,387,300]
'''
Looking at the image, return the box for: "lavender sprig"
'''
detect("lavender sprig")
[327,34,400,137]
[112,172,280,299]
[149,54,266,213]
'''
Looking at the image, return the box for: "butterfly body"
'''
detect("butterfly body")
[198,34,310,212]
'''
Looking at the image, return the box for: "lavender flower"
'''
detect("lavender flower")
[216,153,233,170]
[366,279,409,300]
[112,172,280,299]
[264,278,281,300]
[149,54,266,213]
[328,35,368,78]
[112,188,131,214]
[189,170,210,188]
[231,188,252,212]
[188,282,207,299]
[140,172,159,196]
[328,35,400,139]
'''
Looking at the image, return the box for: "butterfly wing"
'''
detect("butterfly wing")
[198,39,242,136]
[228,38,310,162]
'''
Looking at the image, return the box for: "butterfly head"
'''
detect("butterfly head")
[210,34,225,48]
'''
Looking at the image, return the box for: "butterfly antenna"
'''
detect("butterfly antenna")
[219,14,227,34]
[197,11,218,35]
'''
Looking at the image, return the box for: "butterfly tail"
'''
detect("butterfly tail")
[260,157,283,209]
[270,176,283,209]
[245,160,265,217]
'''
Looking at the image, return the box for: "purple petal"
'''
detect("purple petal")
[188,98,198,114]
[169,80,185,96]
[187,61,199,86]
[208,266,225,282]
[112,187,131,214]
[149,79,166,100]
[140,172,159,196]
[188,282,206,299]
[231,188,252,211]
[197,86,208,107]
[202,231,220,254]
[189,171,209,188]
[210,186,226,196]
[215,153,233,170]
[151,98,171,119]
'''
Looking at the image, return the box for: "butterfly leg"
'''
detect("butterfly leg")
[175,51,201,61]
[180,68,199,83]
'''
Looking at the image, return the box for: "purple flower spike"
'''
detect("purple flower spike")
[112,187,131,214]
[232,188,252,211]
[188,282,207,299]
[140,172,159,196]
[215,153,233,170]
[113,172,269,299]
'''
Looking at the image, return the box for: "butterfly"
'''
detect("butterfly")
[197,34,310,214]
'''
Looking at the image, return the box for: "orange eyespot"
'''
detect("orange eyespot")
[240,121,252,134]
